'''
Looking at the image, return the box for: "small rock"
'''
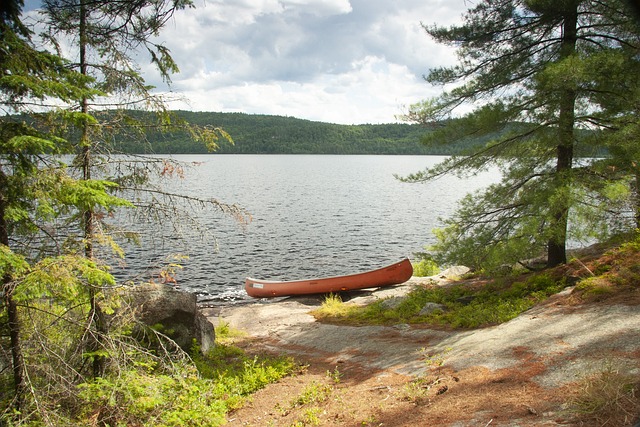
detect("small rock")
[439,265,470,279]
[381,296,404,310]
[419,302,446,316]
[556,286,575,296]
[393,323,411,330]
[456,295,475,305]
[436,385,448,395]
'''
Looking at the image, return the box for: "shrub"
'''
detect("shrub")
[77,368,228,427]
[412,258,439,277]
[73,343,297,426]
[576,277,614,300]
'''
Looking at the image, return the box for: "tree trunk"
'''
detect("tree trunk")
[635,168,640,230]
[6,285,26,410]
[0,174,26,411]
[547,7,578,268]
[78,0,106,377]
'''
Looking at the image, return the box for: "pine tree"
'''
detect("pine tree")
[403,0,640,271]
[0,0,115,412]
[1,1,242,422]
[38,0,246,377]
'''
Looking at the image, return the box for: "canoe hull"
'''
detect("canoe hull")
[245,258,413,298]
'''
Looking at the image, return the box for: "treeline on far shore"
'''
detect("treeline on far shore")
[22,109,604,156]
[110,110,483,155]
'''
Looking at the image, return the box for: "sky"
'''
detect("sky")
[24,0,470,125]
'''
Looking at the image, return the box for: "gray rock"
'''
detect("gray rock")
[393,323,411,330]
[125,282,215,354]
[419,302,446,316]
[380,296,405,310]
[439,265,470,279]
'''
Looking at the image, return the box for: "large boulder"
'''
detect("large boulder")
[125,282,215,354]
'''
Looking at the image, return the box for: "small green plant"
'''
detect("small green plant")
[214,318,246,343]
[412,255,440,277]
[215,318,231,336]
[400,377,442,404]
[291,381,333,407]
[327,366,342,384]
[576,277,614,300]
[300,407,323,426]
[360,414,378,425]
[314,293,357,318]
[567,363,640,426]
[420,347,451,368]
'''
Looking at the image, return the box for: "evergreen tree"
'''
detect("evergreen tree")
[403,0,640,271]
[37,0,237,377]
[0,2,223,420]
[0,0,122,413]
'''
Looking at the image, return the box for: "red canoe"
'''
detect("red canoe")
[245,258,413,298]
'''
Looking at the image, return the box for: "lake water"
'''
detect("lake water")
[115,155,498,303]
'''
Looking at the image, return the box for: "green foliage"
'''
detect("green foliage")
[1,315,296,426]
[1,1,253,425]
[109,110,475,155]
[14,254,114,303]
[403,0,640,269]
[214,319,246,344]
[290,381,332,408]
[0,25,96,107]
[315,293,355,318]
[412,254,440,277]
[299,407,323,426]
[619,232,640,254]
[57,177,134,212]
[0,245,29,280]
[575,277,614,300]
[192,343,297,408]
[326,366,342,384]
[77,369,228,427]
[401,377,437,404]
[275,377,336,426]
[573,233,640,301]
[315,273,564,329]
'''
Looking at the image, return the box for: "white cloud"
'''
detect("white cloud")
[28,0,470,124]
[280,0,353,16]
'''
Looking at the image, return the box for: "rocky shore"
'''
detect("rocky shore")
[200,272,640,425]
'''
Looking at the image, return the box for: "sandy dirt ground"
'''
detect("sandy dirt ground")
[201,278,640,426]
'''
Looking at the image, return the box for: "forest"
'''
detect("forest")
[107,110,604,156]
[111,110,457,155]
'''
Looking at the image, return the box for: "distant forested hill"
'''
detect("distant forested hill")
[113,111,479,155]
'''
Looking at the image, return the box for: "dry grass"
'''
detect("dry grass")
[568,363,640,426]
